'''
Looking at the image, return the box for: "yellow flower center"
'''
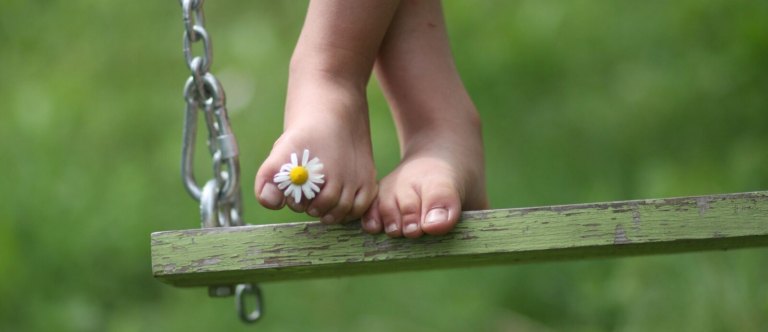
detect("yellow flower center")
[289,166,309,185]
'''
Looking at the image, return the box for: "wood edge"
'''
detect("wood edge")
[150,190,768,238]
[154,234,768,287]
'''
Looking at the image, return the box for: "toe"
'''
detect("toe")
[347,185,377,222]
[419,181,462,236]
[255,157,286,210]
[256,182,285,210]
[361,199,383,234]
[321,187,355,224]
[286,195,309,213]
[307,181,342,219]
[379,198,402,237]
[397,189,423,238]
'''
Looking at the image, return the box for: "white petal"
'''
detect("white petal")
[311,172,325,178]
[309,182,320,192]
[290,152,298,166]
[302,149,309,166]
[307,163,323,173]
[293,187,302,203]
[274,175,290,183]
[277,180,291,190]
[284,185,295,196]
[310,177,325,184]
[280,163,293,172]
[302,184,314,200]
[310,173,325,181]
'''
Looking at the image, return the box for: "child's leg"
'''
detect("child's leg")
[255,1,400,223]
[363,0,488,237]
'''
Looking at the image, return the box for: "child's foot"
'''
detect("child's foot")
[254,76,377,224]
[362,117,488,237]
[362,0,488,237]
[255,0,399,223]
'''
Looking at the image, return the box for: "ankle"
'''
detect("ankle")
[287,65,367,103]
[289,51,370,93]
[283,72,371,136]
[399,107,482,144]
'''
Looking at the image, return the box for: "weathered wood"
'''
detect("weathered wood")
[152,191,768,287]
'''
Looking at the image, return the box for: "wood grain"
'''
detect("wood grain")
[152,191,768,287]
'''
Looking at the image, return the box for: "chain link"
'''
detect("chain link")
[178,0,262,323]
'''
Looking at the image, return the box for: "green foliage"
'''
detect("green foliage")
[1,0,766,331]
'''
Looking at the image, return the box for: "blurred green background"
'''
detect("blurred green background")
[2,0,767,331]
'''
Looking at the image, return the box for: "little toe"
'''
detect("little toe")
[419,181,462,236]
[347,185,377,222]
[361,200,383,234]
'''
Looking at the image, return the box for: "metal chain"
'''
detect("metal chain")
[178,0,263,323]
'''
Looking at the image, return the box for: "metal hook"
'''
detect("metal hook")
[235,283,264,323]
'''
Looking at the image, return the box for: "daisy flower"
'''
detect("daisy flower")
[273,149,325,203]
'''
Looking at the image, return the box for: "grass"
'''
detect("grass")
[1,0,767,331]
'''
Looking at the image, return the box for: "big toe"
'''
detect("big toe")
[257,182,286,210]
[254,153,287,210]
[419,181,462,236]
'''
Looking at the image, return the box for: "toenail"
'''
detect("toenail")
[322,214,335,224]
[424,208,449,225]
[308,208,320,217]
[385,223,399,234]
[364,217,377,230]
[260,184,283,207]
[404,223,419,235]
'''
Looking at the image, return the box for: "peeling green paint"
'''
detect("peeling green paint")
[152,191,768,287]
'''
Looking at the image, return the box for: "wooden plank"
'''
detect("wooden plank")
[152,191,768,287]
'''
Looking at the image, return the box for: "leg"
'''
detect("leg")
[363,0,488,237]
[255,1,400,223]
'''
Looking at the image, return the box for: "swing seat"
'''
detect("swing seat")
[152,191,768,287]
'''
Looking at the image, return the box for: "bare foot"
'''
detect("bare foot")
[254,75,377,224]
[254,1,399,224]
[362,0,488,237]
[362,118,488,237]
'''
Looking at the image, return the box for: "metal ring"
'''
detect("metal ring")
[199,73,225,110]
[235,284,263,323]
[183,25,212,74]
[219,157,240,203]
[200,179,219,228]
[180,0,198,42]
[192,0,206,31]
[212,151,225,186]
[217,201,233,227]
[230,198,244,226]
[188,57,208,104]
[212,152,238,205]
